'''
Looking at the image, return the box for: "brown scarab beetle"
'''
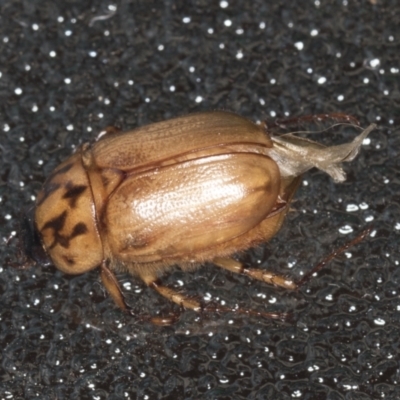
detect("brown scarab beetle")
[24,111,375,323]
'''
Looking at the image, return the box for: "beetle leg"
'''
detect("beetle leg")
[100,261,131,312]
[139,272,203,312]
[100,264,181,325]
[213,257,297,289]
[100,262,202,320]
[294,226,372,288]
[214,227,371,290]
[139,271,289,322]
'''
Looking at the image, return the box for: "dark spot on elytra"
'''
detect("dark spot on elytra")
[63,183,87,207]
[42,211,88,250]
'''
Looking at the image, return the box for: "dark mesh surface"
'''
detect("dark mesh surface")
[1,1,399,399]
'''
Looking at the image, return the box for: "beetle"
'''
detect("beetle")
[23,111,375,323]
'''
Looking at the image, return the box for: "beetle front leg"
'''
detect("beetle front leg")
[100,261,131,312]
[100,262,181,325]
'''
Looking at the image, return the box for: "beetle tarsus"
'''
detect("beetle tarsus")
[214,226,371,291]
[202,302,291,321]
[294,226,372,288]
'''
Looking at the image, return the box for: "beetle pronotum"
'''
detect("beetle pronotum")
[23,111,375,323]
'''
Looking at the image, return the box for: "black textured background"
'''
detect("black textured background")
[0,1,399,399]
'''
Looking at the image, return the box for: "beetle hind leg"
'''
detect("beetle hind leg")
[139,272,203,312]
[139,271,289,322]
[213,257,297,290]
[213,227,371,291]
